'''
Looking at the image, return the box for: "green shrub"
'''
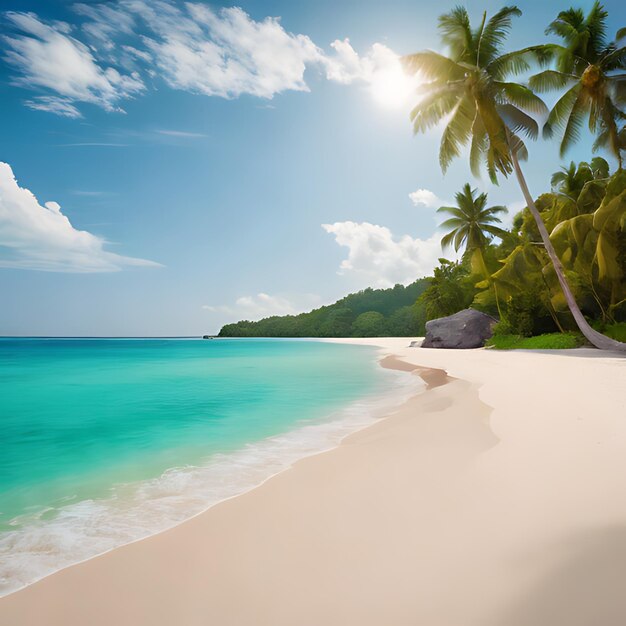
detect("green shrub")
[602,323,626,343]
[492,319,513,336]
[487,333,585,350]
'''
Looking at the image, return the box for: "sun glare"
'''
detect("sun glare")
[369,62,419,110]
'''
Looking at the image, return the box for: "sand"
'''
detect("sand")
[1,340,626,626]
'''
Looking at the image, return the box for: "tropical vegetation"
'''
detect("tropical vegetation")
[219,280,429,337]
[220,3,626,347]
[402,1,626,351]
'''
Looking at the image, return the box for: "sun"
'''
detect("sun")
[369,61,419,110]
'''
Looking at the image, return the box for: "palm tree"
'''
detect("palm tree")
[439,184,508,253]
[529,3,626,167]
[551,157,609,200]
[402,5,625,351]
[439,183,507,316]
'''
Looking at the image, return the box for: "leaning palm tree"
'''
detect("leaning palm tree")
[529,2,626,168]
[402,5,625,351]
[439,183,507,315]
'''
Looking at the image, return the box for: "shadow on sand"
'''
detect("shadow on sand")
[488,526,626,626]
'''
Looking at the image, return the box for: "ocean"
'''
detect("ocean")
[0,338,418,595]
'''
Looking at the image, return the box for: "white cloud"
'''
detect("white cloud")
[3,11,144,115]
[4,2,410,116]
[156,129,207,138]
[0,162,160,272]
[408,188,443,208]
[322,221,445,287]
[24,96,82,118]
[137,4,323,99]
[74,3,136,50]
[203,292,321,321]
[503,199,525,230]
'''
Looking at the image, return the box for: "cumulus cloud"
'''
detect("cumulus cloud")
[3,1,408,116]
[0,162,159,272]
[322,221,445,287]
[408,188,443,208]
[3,11,144,116]
[138,4,323,99]
[203,292,322,321]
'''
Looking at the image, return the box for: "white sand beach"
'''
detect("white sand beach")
[1,339,626,626]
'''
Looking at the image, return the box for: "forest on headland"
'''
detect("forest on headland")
[221,2,626,348]
[219,159,626,341]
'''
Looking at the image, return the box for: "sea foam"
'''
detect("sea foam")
[0,363,422,597]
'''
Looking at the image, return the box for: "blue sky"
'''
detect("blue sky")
[0,0,623,336]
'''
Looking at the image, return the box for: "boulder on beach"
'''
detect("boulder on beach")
[421,309,497,349]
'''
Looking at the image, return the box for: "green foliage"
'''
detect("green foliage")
[505,290,558,336]
[418,259,475,321]
[403,5,550,182]
[218,280,429,338]
[491,319,514,336]
[352,311,386,337]
[602,322,626,342]
[486,333,585,349]
[438,184,507,252]
[534,3,626,166]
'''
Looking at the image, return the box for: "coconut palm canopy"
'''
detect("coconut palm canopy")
[402,5,552,183]
[529,1,626,166]
[438,183,508,252]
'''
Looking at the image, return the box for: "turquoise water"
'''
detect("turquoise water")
[0,338,413,594]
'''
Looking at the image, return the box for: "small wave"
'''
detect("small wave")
[0,365,422,597]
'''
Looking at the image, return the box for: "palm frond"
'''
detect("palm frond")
[438,217,467,229]
[497,104,539,139]
[439,97,476,173]
[438,6,473,61]
[410,86,461,133]
[436,206,466,218]
[543,83,582,138]
[477,5,522,66]
[469,114,488,177]
[483,224,509,238]
[481,204,508,217]
[546,10,584,42]
[617,27,626,42]
[401,50,465,81]
[560,90,587,155]
[487,44,559,80]
[440,230,457,249]
[584,0,608,58]
[528,69,576,93]
[495,82,548,115]
[453,228,467,251]
[601,46,626,71]
[509,132,529,160]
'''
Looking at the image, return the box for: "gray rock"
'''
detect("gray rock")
[421,309,497,349]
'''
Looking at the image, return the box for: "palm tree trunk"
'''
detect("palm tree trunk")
[510,150,626,352]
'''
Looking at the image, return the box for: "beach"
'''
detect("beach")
[1,339,626,625]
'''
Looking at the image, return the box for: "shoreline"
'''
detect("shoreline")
[0,342,421,599]
[2,340,626,625]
